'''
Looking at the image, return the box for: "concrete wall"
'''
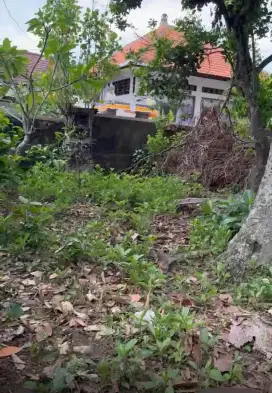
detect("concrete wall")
[8,112,156,170]
[92,114,156,169]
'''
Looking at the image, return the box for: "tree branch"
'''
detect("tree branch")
[32,55,59,122]
[257,54,272,72]
[50,76,86,92]
[4,108,22,123]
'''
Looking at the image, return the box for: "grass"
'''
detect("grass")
[0,163,270,393]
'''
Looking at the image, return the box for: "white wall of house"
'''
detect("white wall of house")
[101,67,231,123]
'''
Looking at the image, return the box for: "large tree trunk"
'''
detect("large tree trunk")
[225,142,272,281]
[244,92,270,192]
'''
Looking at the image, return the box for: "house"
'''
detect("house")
[101,14,231,124]
[1,51,50,107]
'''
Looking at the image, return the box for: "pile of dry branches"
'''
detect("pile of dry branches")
[160,108,254,189]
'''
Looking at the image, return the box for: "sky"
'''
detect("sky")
[1,0,272,71]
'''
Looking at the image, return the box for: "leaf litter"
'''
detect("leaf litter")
[1,201,272,392]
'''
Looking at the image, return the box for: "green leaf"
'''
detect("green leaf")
[7,303,24,318]
[165,386,174,393]
[200,327,209,344]
[125,338,138,352]
[167,369,179,378]
[51,366,69,391]
[143,380,158,389]
[209,368,225,382]
[23,381,38,390]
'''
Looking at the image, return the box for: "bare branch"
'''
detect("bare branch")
[257,54,272,72]
[32,55,59,122]
[4,108,22,123]
[29,26,51,81]
[50,76,86,92]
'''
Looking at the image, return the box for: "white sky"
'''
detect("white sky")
[0,0,272,71]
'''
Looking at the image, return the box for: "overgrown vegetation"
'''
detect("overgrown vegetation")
[1,106,271,392]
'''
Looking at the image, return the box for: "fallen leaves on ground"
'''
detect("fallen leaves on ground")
[219,293,233,306]
[60,301,74,315]
[167,292,194,307]
[36,323,53,342]
[11,353,26,370]
[228,314,272,357]
[213,350,233,372]
[0,346,21,357]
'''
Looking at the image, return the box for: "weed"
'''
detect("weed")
[189,191,254,257]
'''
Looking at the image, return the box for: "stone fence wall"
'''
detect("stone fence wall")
[8,111,156,170]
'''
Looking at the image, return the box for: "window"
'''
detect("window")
[202,87,224,95]
[188,85,197,91]
[113,78,130,96]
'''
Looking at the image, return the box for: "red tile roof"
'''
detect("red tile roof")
[113,24,231,79]
[24,51,50,74]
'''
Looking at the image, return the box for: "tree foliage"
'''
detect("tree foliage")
[0,0,120,153]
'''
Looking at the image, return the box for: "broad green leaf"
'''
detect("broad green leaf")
[165,386,175,393]
[209,368,225,382]
[167,369,179,378]
[7,303,24,318]
[200,327,209,344]
[23,381,38,390]
[143,380,158,389]
[125,338,138,352]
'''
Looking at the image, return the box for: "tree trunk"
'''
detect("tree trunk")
[224,142,272,281]
[246,99,270,192]
[16,119,33,155]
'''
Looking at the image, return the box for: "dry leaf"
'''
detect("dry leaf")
[36,323,52,342]
[50,294,64,311]
[31,271,43,279]
[184,368,191,380]
[192,344,202,364]
[84,325,102,332]
[268,308,272,316]
[11,353,25,370]
[58,341,69,355]
[0,346,20,357]
[111,306,121,314]
[16,325,25,335]
[228,315,272,357]
[184,335,193,355]
[168,293,194,307]
[73,345,93,355]
[49,273,58,279]
[22,279,36,286]
[129,294,141,303]
[131,232,139,241]
[74,310,89,320]
[69,317,87,327]
[185,276,198,284]
[214,352,233,372]
[86,293,98,302]
[219,293,233,306]
[89,274,97,284]
[25,373,40,381]
[60,301,74,315]
[43,359,62,378]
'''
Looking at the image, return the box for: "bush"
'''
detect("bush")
[0,111,23,189]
